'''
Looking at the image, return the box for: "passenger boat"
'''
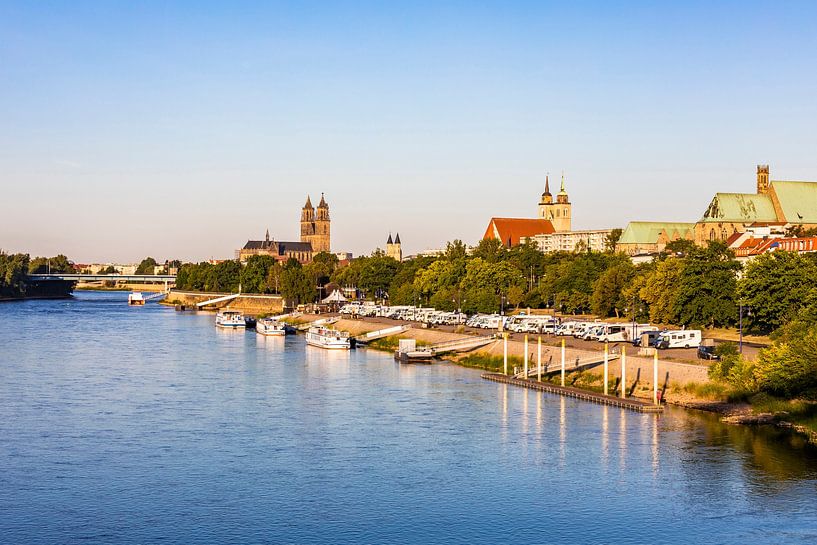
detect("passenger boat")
[256,318,287,336]
[305,325,352,350]
[128,292,145,306]
[215,310,246,329]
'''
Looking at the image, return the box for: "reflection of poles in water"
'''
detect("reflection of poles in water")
[559,395,567,468]
[619,409,627,472]
[602,405,610,471]
[651,414,660,476]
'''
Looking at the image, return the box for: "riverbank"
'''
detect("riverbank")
[163,289,284,315]
[296,313,817,445]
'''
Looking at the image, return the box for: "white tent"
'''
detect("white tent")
[322,289,348,304]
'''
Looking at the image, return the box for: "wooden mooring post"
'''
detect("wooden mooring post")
[653,350,659,405]
[603,342,609,396]
[620,346,627,399]
[524,335,529,379]
[537,336,542,382]
[503,333,509,376]
[560,339,566,387]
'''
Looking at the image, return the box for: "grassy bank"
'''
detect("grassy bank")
[366,336,429,352]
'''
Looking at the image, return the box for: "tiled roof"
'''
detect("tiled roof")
[242,240,312,253]
[482,218,555,247]
[243,240,275,250]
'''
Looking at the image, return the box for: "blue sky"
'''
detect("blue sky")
[2,1,816,262]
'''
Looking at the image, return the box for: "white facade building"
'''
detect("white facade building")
[524,229,613,253]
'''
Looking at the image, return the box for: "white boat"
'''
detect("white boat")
[305,325,352,350]
[128,292,145,306]
[216,310,246,329]
[256,318,286,336]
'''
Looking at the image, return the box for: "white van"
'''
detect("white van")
[656,330,702,349]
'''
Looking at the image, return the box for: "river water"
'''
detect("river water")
[1,291,816,544]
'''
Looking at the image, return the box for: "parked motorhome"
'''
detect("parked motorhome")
[597,323,658,343]
[656,330,702,349]
[555,321,580,336]
[633,330,664,347]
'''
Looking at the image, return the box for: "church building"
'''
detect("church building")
[238,194,331,264]
[537,173,572,232]
[483,174,613,252]
[386,233,403,262]
[694,165,817,245]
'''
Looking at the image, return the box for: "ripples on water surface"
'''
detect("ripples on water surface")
[1,292,816,544]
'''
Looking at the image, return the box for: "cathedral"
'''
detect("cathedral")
[238,194,331,264]
[386,233,402,262]
[300,194,331,254]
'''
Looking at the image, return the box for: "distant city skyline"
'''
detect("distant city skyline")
[2,1,817,262]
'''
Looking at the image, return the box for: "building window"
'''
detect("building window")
[709,229,716,241]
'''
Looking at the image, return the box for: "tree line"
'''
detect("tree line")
[174,238,817,335]
[0,253,74,297]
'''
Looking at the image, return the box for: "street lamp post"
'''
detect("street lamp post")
[739,304,752,354]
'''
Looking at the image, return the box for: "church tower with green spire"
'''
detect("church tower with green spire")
[538,172,571,232]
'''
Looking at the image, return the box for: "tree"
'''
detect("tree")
[753,324,817,397]
[444,240,468,261]
[506,285,525,309]
[210,260,241,292]
[640,258,684,324]
[0,252,30,297]
[281,259,315,304]
[28,255,73,274]
[240,255,278,293]
[605,228,623,252]
[471,238,505,263]
[357,255,399,297]
[266,261,284,294]
[591,261,635,317]
[100,265,117,275]
[136,257,159,275]
[673,242,740,328]
[662,239,697,257]
[738,251,817,333]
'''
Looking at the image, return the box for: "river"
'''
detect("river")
[1,291,816,544]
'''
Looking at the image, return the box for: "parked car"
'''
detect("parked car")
[697,345,720,360]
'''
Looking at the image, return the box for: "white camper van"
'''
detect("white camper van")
[597,323,658,343]
[656,330,702,349]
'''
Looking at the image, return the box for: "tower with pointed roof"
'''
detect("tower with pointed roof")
[537,172,571,232]
[386,233,402,262]
[300,194,331,253]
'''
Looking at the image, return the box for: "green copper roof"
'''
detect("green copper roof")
[770,181,817,224]
[617,222,696,244]
[699,193,777,223]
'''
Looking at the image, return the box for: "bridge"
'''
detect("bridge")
[26,274,176,283]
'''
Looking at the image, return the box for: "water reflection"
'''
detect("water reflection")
[619,410,627,473]
[602,405,609,472]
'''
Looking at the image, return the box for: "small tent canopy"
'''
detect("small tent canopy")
[322,289,348,304]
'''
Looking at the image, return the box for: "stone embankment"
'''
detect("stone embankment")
[164,290,284,315]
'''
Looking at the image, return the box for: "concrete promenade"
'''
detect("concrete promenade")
[300,314,711,388]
